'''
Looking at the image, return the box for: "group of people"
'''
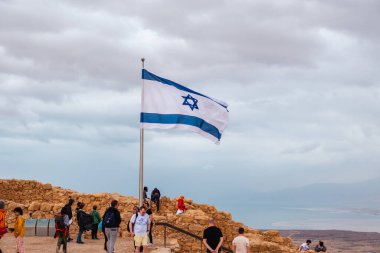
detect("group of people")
[0,194,253,253]
[299,239,327,252]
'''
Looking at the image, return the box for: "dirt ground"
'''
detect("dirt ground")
[0,234,138,253]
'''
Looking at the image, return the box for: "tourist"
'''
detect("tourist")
[232,227,249,253]
[103,200,121,253]
[176,195,187,215]
[203,218,224,253]
[76,202,93,244]
[143,201,154,245]
[129,206,143,253]
[0,200,6,253]
[55,208,70,253]
[143,186,149,201]
[129,206,151,253]
[315,241,327,252]
[90,205,101,240]
[151,188,161,212]
[299,239,311,251]
[62,198,74,242]
[14,207,25,253]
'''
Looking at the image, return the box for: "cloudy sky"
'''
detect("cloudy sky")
[1,0,380,213]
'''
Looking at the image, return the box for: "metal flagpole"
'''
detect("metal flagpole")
[139,58,145,207]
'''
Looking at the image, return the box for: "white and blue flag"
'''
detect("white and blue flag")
[140,69,229,144]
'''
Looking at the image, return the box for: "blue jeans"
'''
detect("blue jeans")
[77,228,84,242]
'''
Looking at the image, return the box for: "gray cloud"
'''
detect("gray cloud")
[0,0,380,206]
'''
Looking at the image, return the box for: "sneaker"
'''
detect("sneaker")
[76,241,84,244]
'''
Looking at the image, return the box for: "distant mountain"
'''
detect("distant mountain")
[248,178,380,208]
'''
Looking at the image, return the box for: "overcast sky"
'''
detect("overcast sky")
[1,0,380,208]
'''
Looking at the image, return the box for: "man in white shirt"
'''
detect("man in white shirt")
[232,227,250,253]
[129,206,151,253]
[299,239,311,251]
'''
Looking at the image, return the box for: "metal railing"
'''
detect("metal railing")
[155,222,233,253]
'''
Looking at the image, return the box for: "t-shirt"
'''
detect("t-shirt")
[299,242,310,251]
[232,235,249,253]
[130,213,150,235]
[203,226,223,253]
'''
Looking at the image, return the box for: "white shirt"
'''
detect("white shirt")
[299,242,310,251]
[232,235,249,253]
[130,213,150,235]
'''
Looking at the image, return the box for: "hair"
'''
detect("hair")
[139,206,146,211]
[144,186,148,191]
[14,207,23,215]
[319,241,324,246]
[238,227,245,234]
[133,205,139,211]
[0,200,5,209]
[306,240,311,244]
[93,205,97,210]
[111,200,118,208]
[68,198,74,205]
[61,207,67,214]
[143,201,150,208]
[79,202,85,209]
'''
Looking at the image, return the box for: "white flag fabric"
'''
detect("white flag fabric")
[140,69,229,144]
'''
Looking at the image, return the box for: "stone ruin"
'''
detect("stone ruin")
[0,179,298,252]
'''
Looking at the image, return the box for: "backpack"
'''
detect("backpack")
[127,213,138,233]
[55,213,68,236]
[104,211,117,228]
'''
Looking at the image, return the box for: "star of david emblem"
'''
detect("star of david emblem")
[182,94,199,111]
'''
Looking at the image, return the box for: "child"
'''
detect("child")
[13,207,25,253]
[55,208,70,253]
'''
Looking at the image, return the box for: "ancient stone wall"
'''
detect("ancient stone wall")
[0,179,298,252]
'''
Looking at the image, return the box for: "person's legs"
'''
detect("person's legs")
[94,224,99,239]
[134,235,142,253]
[91,224,96,239]
[103,230,108,251]
[142,235,148,253]
[76,228,83,243]
[16,237,25,253]
[107,228,118,253]
[62,236,67,253]
[149,223,153,244]
[66,225,71,241]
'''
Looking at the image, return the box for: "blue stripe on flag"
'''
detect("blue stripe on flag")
[140,113,222,140]
[142,69,228,110]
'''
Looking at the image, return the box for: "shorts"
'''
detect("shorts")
[134,234,148,246]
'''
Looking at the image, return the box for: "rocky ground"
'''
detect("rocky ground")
[280,230,380,253]
[0,234,168,253]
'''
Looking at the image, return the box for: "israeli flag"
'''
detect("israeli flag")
[140,69,229,144]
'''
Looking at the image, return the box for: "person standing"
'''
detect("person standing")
[176,195,187,215]
[129,206,151,253]
[315,241,327,252]
[103,200,121,253]
[299,240,311,251]
[55,208,70,253]
[143,187,148,201]
[150,188,161,212]
[0,200,6,253]
[76,202,93,244]
[62,198,74,242]
[232,227,250,253]
[203,218,224,253]
[90,205,101,240]
[13,207,25,253]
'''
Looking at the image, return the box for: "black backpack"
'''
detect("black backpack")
[55,213,66,230]
[127,213,138,232]
[104,211,117,227]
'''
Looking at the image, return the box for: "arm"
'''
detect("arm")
[233,245,236,253]
[215,237,224,252]
[203,239,214,252]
